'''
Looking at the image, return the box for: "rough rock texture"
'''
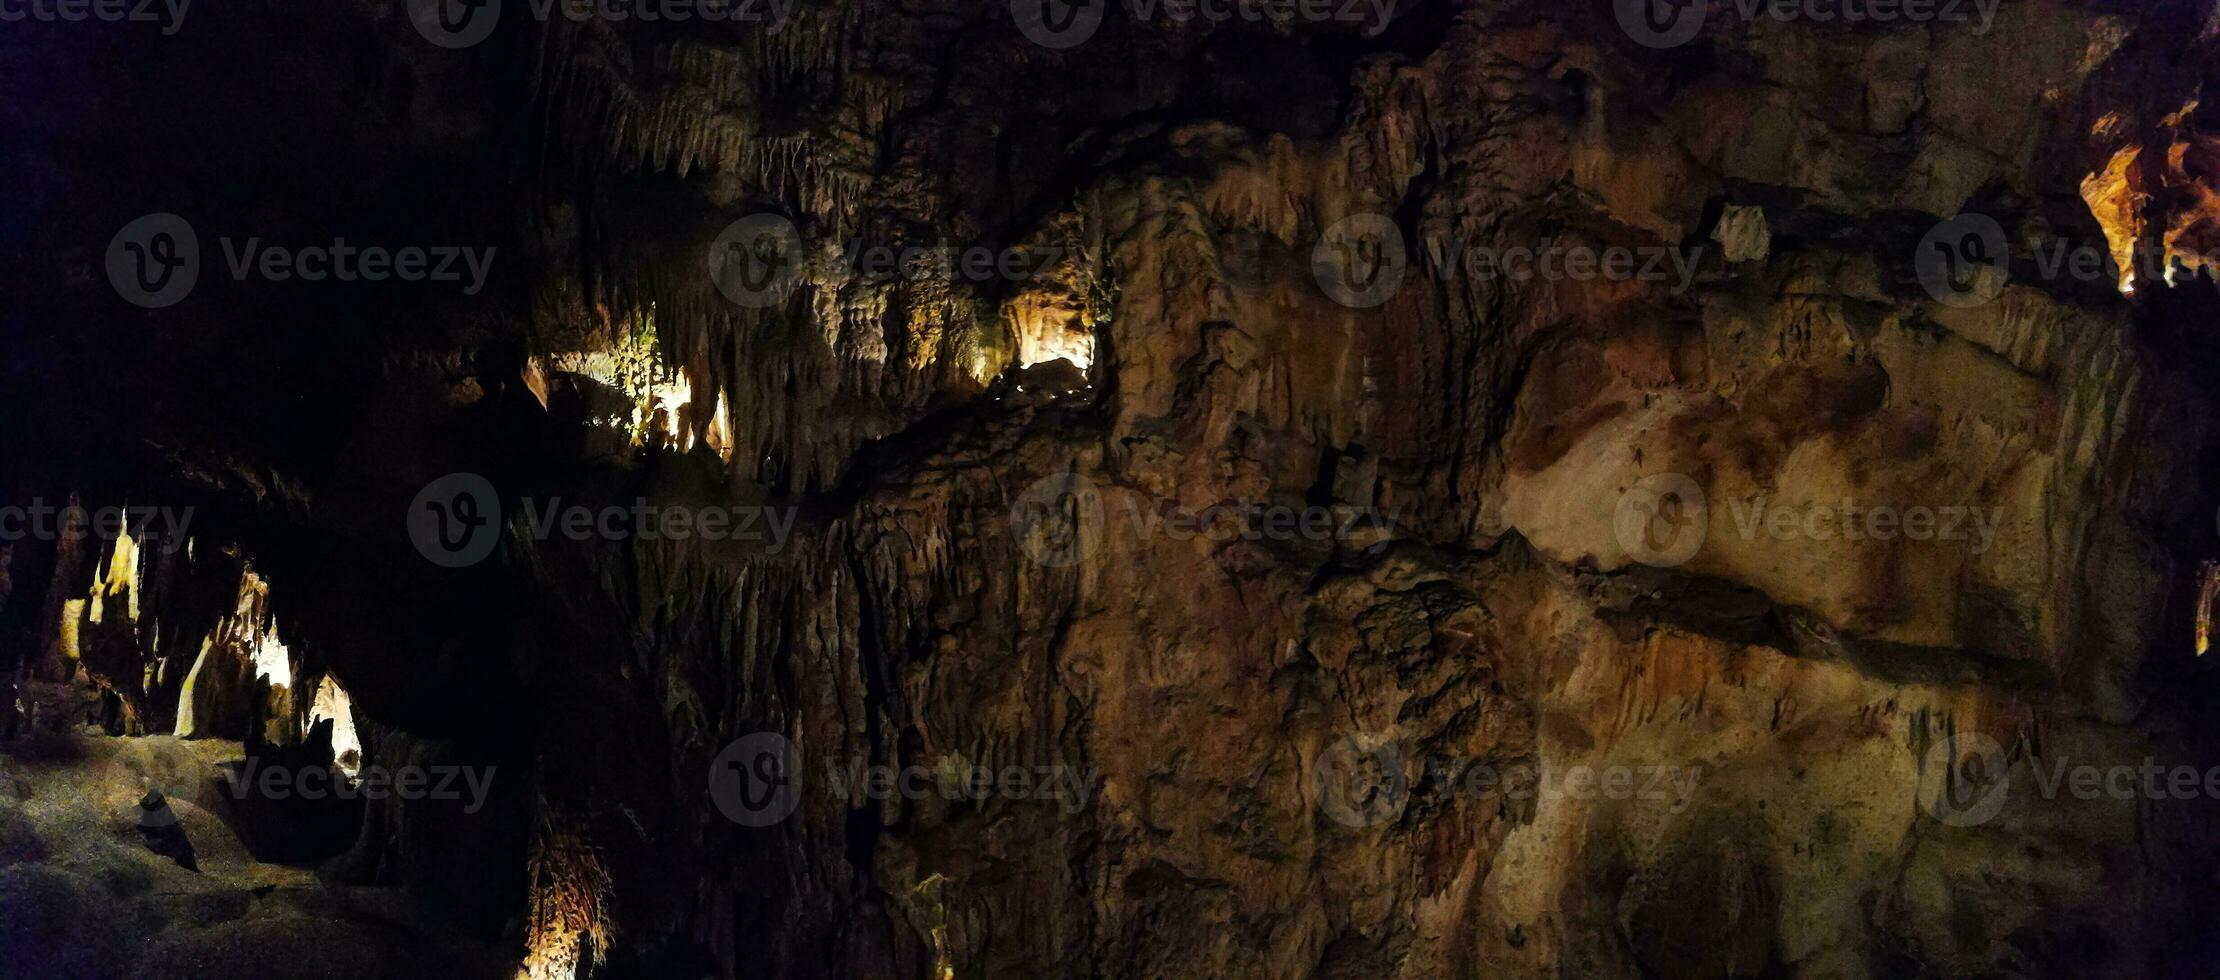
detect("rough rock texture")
[0,708,510,978]
[6,0,2220,977]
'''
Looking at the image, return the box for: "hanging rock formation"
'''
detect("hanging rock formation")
[5,0,2220,977]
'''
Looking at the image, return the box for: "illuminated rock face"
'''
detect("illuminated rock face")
[8,1,2220,977]
[2084,110,2220,292]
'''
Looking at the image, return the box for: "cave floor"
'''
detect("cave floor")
[0,693,514,978]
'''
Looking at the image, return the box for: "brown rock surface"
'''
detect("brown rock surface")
[4,0,2220,976]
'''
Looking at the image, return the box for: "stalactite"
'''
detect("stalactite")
[2198,560,2220,656]
[521,810,615,980]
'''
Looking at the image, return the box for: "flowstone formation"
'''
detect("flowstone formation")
[5,1,2220,977]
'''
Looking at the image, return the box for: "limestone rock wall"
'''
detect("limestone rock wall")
[8,0,2220,976]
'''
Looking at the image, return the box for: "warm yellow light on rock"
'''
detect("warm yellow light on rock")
[87,516,141,625]
[2081,143,2143,294]
[311,675,362,782]
[542,313,700,452]
[705,388,734,461]
[2198,561,2220,656]
[1007,290,1095,371]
